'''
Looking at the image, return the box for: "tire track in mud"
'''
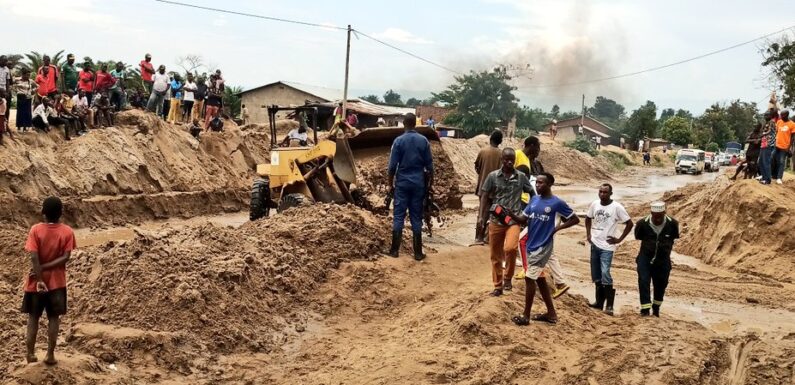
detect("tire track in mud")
[728,337,757,385]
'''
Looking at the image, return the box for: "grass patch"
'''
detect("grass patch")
[600,151,634,171]
[564,137,598,156]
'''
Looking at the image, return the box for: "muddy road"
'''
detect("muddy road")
[7,166,794,385]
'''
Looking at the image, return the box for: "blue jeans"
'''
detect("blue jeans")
[759,147,773,183]
[590,244,614,285]
[146,91,165,116]
[392,183,425,233]
[774,148,790,180]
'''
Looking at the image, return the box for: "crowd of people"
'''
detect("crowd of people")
[0,53,229,145]
[387,119,680,327]
[732,107,795,184]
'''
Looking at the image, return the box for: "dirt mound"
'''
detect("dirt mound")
[440,134,614,192]
[353,141,462,210]
[661,178,795,281]
[0,110,271,227]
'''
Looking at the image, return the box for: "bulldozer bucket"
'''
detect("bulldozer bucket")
[333,137,357,185]
[345,126,440,151]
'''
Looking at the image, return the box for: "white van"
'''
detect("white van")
[675,149,705,174]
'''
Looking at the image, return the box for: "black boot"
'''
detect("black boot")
[388,231,401,258]
[640,308,650,317]
[412,231,425,261]
[652,304,660,317]
[589,283,605,309]
[603,285,615,316]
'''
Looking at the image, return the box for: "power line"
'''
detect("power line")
[524,24,795,89]
[352,30,461,75]
[154,0,347,31]
[153,1,459,75]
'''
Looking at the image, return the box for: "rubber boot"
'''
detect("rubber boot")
[589,283,605,310]
[603,285,615,316]
[412,231,426,261]
[652,304,660,317]
[388,231,401,258]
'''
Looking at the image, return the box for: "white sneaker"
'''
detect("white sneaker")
[755,175,763,180]
[776,179,783,184]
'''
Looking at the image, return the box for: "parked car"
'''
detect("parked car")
[704,152,720,172]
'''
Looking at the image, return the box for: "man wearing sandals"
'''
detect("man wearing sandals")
[479,148,534,296]
[507,173,579,326]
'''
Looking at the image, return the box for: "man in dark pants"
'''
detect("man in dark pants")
[388,113,434,261]
[634,201,680,317]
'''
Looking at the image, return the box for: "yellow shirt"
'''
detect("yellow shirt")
[514,149,531,203]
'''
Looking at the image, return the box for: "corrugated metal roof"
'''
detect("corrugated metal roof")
[238,80,342,102]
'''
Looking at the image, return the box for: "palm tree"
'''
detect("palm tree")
[18,50,65,74]
[223,85,244,119]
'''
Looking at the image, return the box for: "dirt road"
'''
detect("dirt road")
[7,166,795,384]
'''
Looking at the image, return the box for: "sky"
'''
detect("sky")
[1,0,791,115]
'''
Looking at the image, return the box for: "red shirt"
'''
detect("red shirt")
[94,71,115,92]
[35,73,56,96]
[23,223,76,293]
[78,70,94,92]
[140,60,154,82]
[36,65,58,93]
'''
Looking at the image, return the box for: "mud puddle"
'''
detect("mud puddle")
[75,212,249,247]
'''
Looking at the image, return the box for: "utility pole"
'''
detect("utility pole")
[342,24,352,118]
[579,94,586,136]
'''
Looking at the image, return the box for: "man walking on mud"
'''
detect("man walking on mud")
[506,173,579,325]
[635,201,679,317]
[387,113,434,261]
[473,130,503,244]
[586,183,633,316]
[479,148,534,296]
[21,197,76,365]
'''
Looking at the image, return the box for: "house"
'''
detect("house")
[416,105,452,123]
[238,81,342,124]
[301,99,413,131]
[543,115,623,146]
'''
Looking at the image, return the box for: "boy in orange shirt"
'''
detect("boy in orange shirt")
[21,197,76,365]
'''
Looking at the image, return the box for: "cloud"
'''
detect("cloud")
[0,0,119,27]
[371,28,433,45]
[212,16,228,27]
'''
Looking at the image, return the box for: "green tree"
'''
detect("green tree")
[559,110,581,120]
[223,85,244,119]
[725,99,758,141]
[434,67,519,136]
[660,116,692,145]
[516,106,546,132]
[694,103,736,148]
[405,97,422,107]
[361,94,381,104]
[383,89,403,105]
[705,142,720,152]
[625,101,658,142]
[675,109,693,120]
[550,104,560,119]
[659,108,675,124]
[761,36,795,106]
[587,96,625,128]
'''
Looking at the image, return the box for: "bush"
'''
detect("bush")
[705,142,720,153]
[565,136,598,156]
[600,151,633,171]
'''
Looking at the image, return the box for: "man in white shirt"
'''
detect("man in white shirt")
[146,65,170,116]
[585,183,634,316]
[282,126,312,147]
[182,73,197,123]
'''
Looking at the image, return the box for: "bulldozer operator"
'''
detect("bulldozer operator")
[387,113,434,261]
[280,125,314,147]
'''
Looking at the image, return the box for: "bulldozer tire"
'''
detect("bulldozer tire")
[278,193,309,213]
[250,178,271,221]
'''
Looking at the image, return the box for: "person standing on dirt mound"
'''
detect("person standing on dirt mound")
[387,113,434,261]
[473,130,503,244]
[21,197,76,366]
[585,183,633,316]
[634,201,679,317]
[479,148,534,296]
[146,65,169,117]
[773,110,795,184]
[505,173,579,325]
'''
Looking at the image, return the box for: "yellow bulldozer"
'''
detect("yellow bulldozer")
[249,105,440,220]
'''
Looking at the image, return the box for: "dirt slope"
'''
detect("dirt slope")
[441,135,614,193]
[0,110,271,227]
[661,178,795,281]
